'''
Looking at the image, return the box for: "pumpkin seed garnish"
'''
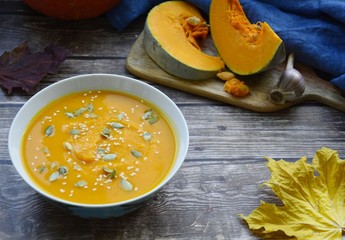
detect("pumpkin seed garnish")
[102,153,117,161]
[117,113,124,120]
[141,109,153,120]
[45,125,54,136]
[97,148,106,154]
[49,171,60,182]
[74,107,86,116]
[63,142,73,151]
[86,103,94,113]
[148,115,159,125]
[70,129,81,135]
[50,162,57,170]
[65,112,75,118]
[143,131,152,141]
[75,180,88,187]
[110,122,124,129]
[101,128,111,138]
[58,166,68,176]
[102,166,113,173]
[120,179,133,191]
[131,149,142,158]
[109,170,116,179]
[38,165,46,173]
[102,167,116,179]
[142,109,159,124]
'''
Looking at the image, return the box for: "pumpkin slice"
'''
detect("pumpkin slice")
[210,0,286,75]
[144,1,224,80]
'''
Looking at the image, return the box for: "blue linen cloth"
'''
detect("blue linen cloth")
[107,0,345,92]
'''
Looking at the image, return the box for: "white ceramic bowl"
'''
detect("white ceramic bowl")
[8,74,189,218]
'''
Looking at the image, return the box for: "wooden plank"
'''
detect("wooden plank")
[126,33,345,112]
[0,15,144,58]
[0,160,277,240]
[1,1,345,239]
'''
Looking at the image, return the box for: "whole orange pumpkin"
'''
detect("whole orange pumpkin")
[23,0,121,20]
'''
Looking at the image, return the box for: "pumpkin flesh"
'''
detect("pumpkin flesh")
[210,0,285,75]
[144,1,224,80]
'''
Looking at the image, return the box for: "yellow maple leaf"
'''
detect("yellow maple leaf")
[240,147,345,240]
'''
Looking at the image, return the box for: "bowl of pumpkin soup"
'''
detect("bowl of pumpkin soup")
[8,74,189,218]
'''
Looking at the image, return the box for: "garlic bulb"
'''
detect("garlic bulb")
[269,53,305,104]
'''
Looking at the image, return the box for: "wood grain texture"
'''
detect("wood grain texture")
[126,33,345,112]
[1,1,345,239]
[0,161,279,240]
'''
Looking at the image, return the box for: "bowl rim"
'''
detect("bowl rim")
[8,73,189,208]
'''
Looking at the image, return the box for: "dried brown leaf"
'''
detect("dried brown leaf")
[0,42,70,94]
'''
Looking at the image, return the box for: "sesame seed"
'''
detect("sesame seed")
[60,189,65,193]
[92,188,97,191]
[106,186,111,190]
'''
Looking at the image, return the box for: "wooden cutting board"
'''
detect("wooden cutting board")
[126,32,345,112]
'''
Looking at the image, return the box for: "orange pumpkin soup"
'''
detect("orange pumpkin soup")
[21,90,176,204]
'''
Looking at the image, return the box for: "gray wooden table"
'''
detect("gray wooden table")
[1,1,344,239]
